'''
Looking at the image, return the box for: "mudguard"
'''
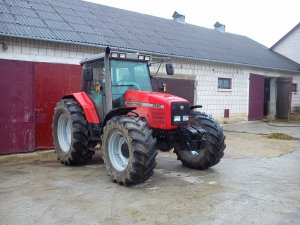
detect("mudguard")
[63,92,99,123]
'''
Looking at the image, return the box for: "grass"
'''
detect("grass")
[291,112,300,121]
[266,133,296,140]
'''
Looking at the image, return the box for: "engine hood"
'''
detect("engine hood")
[125,90,190,130]
[125,90,189,106]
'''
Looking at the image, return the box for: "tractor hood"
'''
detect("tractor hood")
[125,90,189,107]
[125,90,190,130]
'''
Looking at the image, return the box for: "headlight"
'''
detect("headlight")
[171,102,190,126]
[174,116,181,122]
[182,115,189,121]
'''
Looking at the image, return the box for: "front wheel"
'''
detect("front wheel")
[175,112,226,169]
[102,116,157,185]
[52,99,95,165]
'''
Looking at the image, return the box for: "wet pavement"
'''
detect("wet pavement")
[0,122,300,225]
[223,121,300,138]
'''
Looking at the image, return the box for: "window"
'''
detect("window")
[292,83,297,92]
[110,60,152,91]
[110,60,153,107]
[218,78,231,89]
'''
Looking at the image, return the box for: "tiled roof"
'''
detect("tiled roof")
[0,0,299,72]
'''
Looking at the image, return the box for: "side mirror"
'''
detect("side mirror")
[166,63,174,75]
[83,67,93,81]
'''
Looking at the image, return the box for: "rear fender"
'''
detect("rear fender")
[63,92,99,123]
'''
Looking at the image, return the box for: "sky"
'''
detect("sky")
[85,0,299,48]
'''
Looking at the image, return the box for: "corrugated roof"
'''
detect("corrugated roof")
[0,0,299,72]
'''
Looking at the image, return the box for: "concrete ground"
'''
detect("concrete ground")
[223,120,300,138]
[0,122,300,225]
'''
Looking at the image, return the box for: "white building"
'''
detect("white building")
[271,23,300,112]
[0,0,299,153]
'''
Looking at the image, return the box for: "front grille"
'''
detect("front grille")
[151,108,165,125]
[171,102,190,126]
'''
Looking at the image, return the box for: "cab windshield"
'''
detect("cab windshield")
[110,60,152,92]
[110,60,152,107]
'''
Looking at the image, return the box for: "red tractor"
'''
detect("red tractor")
[52,47,226,185]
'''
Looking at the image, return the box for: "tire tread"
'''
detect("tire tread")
[175,111,226,169]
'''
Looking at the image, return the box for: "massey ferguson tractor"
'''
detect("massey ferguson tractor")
[52,47,226,185]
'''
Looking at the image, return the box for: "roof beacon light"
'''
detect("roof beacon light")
[144,56,151,61]
[119,53,126,58]
[111,52,118,58]
[138,55,145,60]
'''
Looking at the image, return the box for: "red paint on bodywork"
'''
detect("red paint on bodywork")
[125,90,189,130]
[69,92,100,123]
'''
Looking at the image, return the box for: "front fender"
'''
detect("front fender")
[63,92,99,123]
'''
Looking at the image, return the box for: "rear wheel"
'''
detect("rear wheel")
[52,99,95,165]
[175,112,226,169]
[102,116,157,185]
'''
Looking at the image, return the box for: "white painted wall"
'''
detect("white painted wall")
[0,37,102,64]
[151,59,300,121]
[272,25,300,64]
[1,36,300,121]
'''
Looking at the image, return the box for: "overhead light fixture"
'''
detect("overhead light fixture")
[138,55,145,60]
[111,52,119,58]
[119,53,126,58]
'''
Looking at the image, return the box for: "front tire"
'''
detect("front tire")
[102,116,157,185]
[175,112,226,169]
[52,99,95,165]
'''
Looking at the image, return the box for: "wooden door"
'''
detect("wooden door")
[152,77,195,104]
[276,77,292,119]
[34,62,82,148]
[248,74,265,120]
[0,59,35,154]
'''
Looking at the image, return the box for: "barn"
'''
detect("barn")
[0,0,300,154]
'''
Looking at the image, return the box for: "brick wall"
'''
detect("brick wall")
[272,26,300,64]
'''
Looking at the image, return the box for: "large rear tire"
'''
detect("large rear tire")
[52,99,95,165]
[102,116,157,185]
[175,112,225,169]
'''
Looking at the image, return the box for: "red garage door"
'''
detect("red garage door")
[35,62,82,148]
[248,74,265,120]
[0,59,35,154]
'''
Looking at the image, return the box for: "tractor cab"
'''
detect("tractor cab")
[80,48,172,120]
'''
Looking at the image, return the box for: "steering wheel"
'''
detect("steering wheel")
[116,80,142,90]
